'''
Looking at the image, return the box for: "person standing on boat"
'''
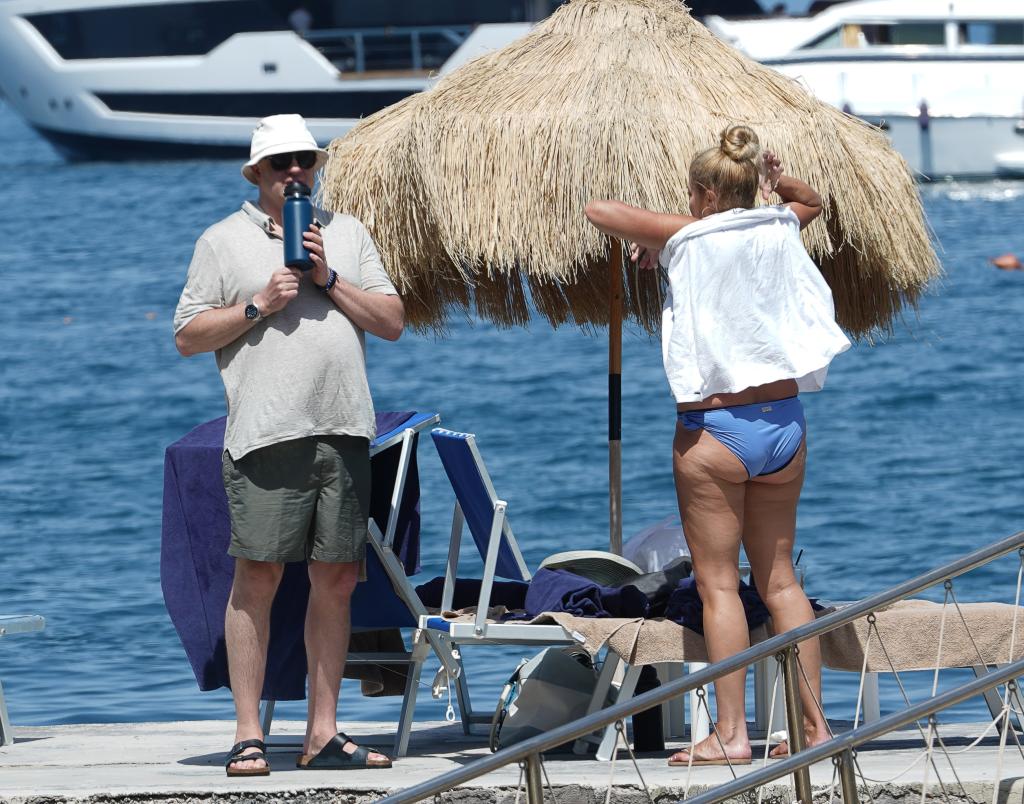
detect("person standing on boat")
[586,125,850,766]
[173,114,403,776]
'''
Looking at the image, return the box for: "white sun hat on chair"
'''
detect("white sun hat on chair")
[241,114,328,184]
[538,550,644,587]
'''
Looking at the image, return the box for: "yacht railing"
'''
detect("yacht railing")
[302,25,472,73]
[380,529,1024,803]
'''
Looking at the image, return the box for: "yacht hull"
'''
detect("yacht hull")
[707,1,1024,181]
[29,123,255,161]
[0,1,425,161]
[864,116,1024,181]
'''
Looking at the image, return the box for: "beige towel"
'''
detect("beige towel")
[819,599,1024,672]
[440,599,1024,672]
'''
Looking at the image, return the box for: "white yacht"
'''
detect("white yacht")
[705,0,1024,179]
[0,0,558,160]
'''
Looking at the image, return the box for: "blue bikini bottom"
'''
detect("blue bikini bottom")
[677,396,805,479]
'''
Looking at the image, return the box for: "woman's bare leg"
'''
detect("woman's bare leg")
[668,424,752,764]
[742,444,829,753]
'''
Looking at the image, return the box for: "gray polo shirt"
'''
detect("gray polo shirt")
[174,201,397,460]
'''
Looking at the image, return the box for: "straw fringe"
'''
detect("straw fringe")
[321,0,939,336]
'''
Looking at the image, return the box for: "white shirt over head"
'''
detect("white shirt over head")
[659,205,851,404]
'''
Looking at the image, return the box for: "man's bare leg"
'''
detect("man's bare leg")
[303,559,389,764]
[226,558,284,771]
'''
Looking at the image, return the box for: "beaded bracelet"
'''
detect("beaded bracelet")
[322,269,338,292]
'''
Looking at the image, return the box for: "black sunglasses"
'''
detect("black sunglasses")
[267,150,317,171]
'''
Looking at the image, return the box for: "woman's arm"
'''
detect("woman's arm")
[762,151,822,229]
[584,200,696,250]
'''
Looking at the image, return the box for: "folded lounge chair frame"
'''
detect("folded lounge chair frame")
[424,429,587,734]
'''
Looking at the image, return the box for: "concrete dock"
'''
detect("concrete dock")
[1,719,1021,803]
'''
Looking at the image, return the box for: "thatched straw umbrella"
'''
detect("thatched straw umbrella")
[321,0,939,550]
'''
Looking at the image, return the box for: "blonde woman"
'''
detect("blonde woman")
[586,126,850,766]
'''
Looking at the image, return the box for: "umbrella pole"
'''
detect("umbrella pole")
[609,239,623,555]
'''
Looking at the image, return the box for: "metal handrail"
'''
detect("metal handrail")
[680,658,1024,804]
[381,530,1024,803]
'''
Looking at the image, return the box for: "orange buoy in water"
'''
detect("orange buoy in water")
[990,253,1023,271]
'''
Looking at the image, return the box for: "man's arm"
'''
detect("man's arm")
[175,268,301,356]
[304,224,404,341]
[325,282,404,342]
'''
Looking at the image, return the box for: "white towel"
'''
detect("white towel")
[659,205,851,403]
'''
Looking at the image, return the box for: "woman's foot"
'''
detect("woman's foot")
[769,722,830,758]
[667,734,752,767]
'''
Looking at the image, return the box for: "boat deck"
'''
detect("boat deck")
[1,719,1021,802]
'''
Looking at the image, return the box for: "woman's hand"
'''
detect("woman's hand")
[761,150,783,201]
[629,242,661,271]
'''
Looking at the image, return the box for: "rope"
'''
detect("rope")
[1004,682,1024,758]
[863,616,953,795]
[853,616,877,729]
[930,724,969,795]
[850,750,879,804]
[681,687,743,798]
[992,552,1024,804]
[918,715,938,804]
[827,756,841,804]
[605,721,621,804]
[681,690,702,799]
[540,752,559,803]
[852,555,1024,789]
[615,720,656,804]
[795,646,837,740]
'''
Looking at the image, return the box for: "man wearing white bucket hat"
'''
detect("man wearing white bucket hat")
[174,114,403,776]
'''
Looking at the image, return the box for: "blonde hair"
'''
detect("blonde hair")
[689,125,763,213]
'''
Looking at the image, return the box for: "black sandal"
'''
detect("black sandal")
[225,738,271,777]
[296,732,393,769]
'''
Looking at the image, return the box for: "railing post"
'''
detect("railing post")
[781,648,813,804]
[836,749,860,804]
[524,754,544,802]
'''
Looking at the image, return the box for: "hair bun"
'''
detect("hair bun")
[719,125,760,164]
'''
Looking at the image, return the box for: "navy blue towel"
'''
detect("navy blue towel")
[523,567,650,619]
[160,411,423,700]
[665,577,771,634]
[415,576,529,611]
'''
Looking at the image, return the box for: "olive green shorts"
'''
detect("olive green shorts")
[222,434,370,564]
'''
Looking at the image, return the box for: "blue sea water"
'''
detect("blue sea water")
[1,100,1023,732]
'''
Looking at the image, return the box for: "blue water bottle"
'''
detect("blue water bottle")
[283,180,313,270]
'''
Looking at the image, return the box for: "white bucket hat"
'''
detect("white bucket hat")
[538,550,644,587]
[241,114,328,184]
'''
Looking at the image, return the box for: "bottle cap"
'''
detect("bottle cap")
[284,180,311,197]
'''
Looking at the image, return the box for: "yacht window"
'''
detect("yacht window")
[857,23,945,47]
[24,1,284,60]
[958,22,1024,46]
[804,26,843,49]
[802,22,944,50]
